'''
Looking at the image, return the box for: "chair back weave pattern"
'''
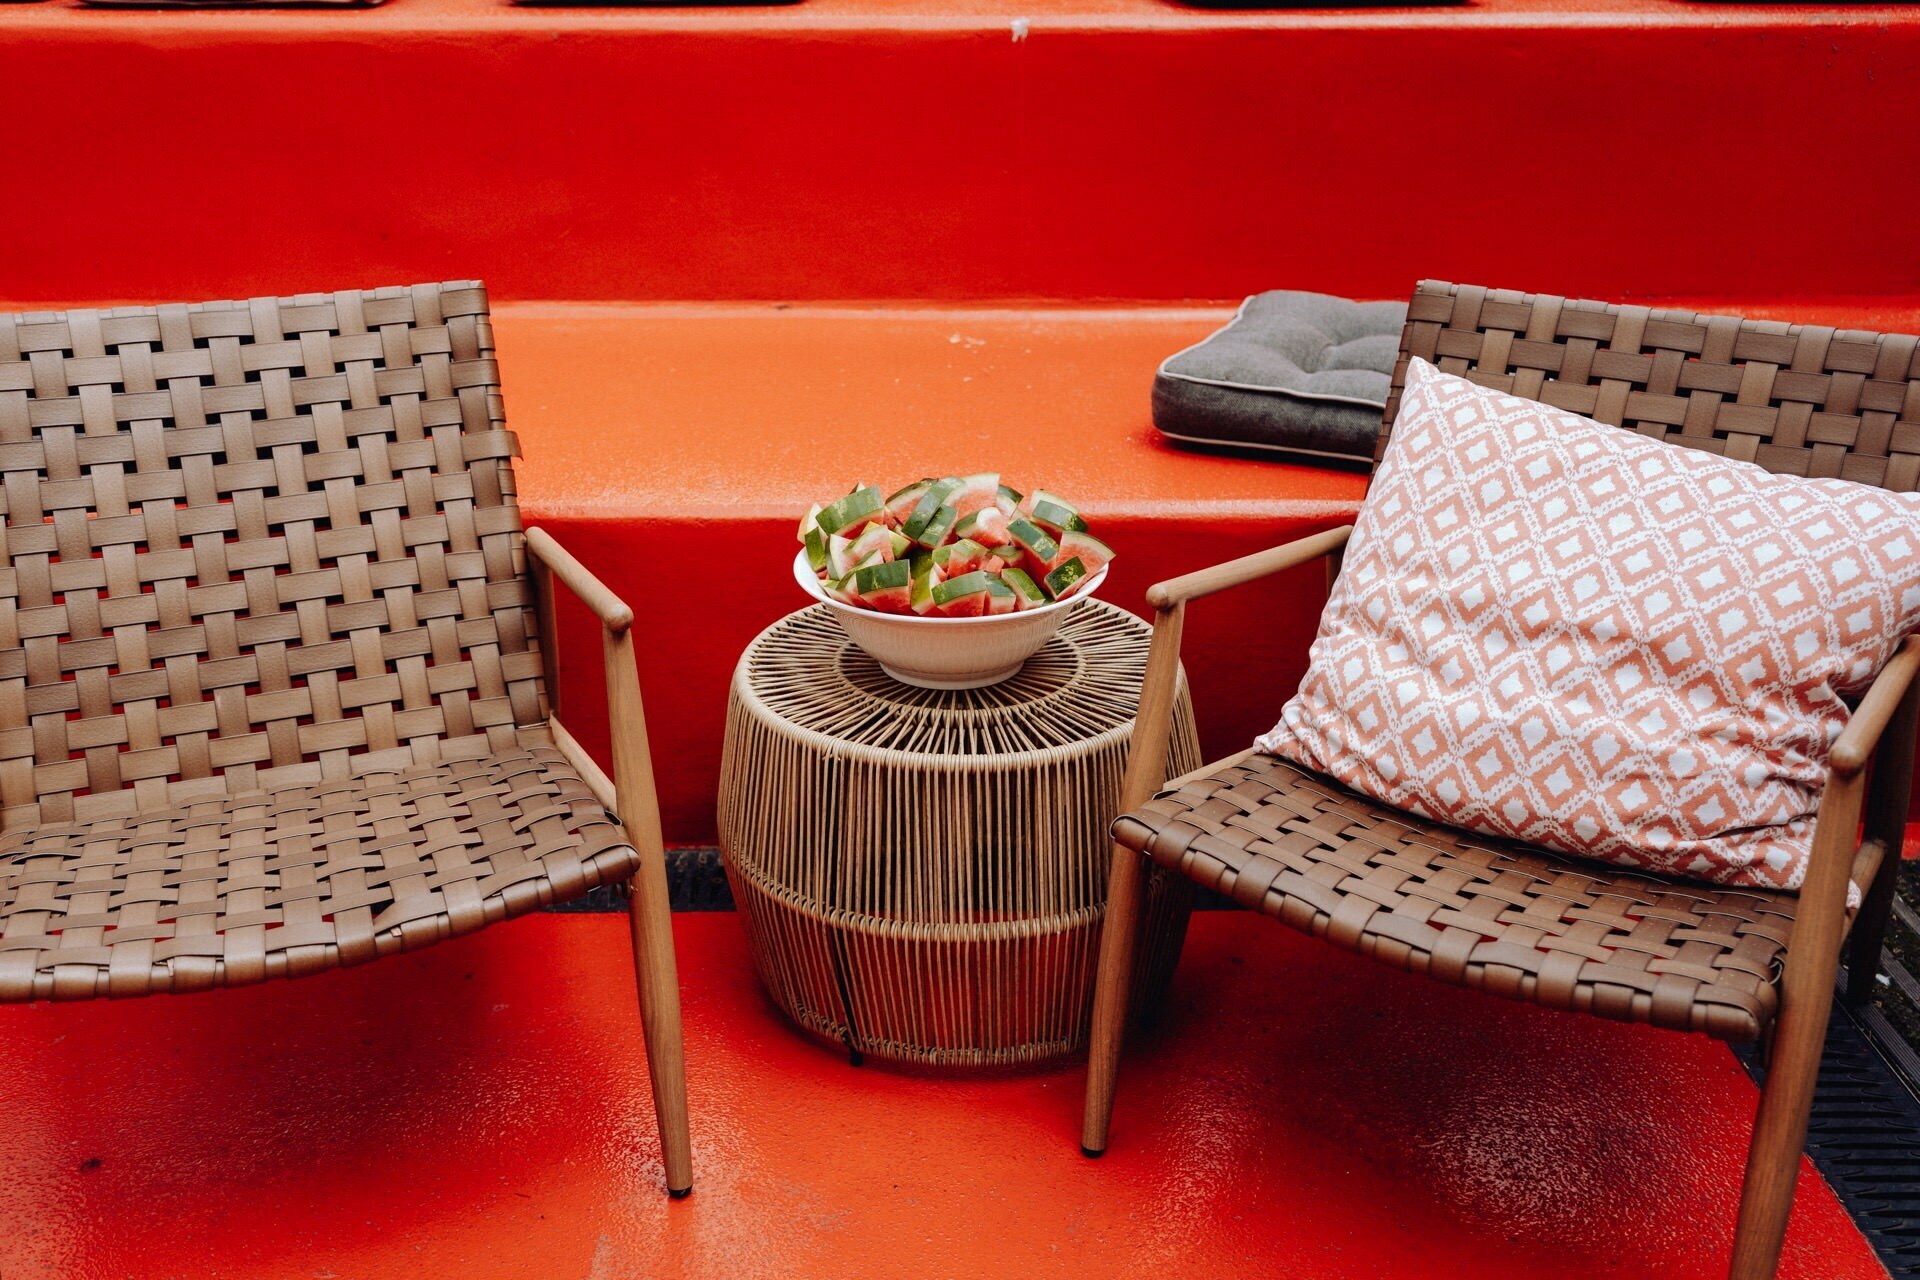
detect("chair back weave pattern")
[0,281,546,828]
[1383,280,1920,492]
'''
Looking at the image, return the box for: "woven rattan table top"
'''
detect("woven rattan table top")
[735,602,1164,761]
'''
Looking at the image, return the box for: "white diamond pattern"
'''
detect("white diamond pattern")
[1259,360,1920,896]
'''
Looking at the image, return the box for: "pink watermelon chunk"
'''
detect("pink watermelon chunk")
[946,473,1002,521]
[1039,530,1113,579]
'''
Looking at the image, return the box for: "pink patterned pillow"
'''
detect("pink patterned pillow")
[1259,358,1920,895]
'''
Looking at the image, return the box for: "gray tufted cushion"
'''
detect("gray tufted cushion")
[1152,291,1408,465]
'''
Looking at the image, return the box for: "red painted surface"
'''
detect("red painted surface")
[472,302,1920,843]
[0,912,1884,1279]
[2,2,1918,304]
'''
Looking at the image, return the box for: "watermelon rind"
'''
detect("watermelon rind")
[946,473,1002,520]
[804,526,829,573]
[1053,531,1114,574]
[821,575,856,605]
[797,503,823,544]
[847,522,900,565]
[885,480,933,527]
[910,556,944,615]
[1005,515,1061,564]
[931,570,991,606]
[902,477,963,539]
[852,558,911,594]
[816,486,883,537]
[985,575,1018,615]
[1042,556,1089,600]
[931,538,988,571]
[826,533,858,579]
[954,506,1014,548]
[1028,497,1089,536]
[911,503,960,549]
[998,567,1047,608]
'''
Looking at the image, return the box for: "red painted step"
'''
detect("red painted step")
[3,0,1919,304]
[474,299,1920,845]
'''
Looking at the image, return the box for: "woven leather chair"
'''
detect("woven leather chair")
[1082,281,1920,1279]
[0,281,692,1196]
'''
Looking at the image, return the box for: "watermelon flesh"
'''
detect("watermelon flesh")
[804,478,1113,616]
[931,570,992,617]
[985,575,1018,616]
[885,480,933,528]
[954,506,1015,549]
[1039,530,1114,580]
[850,558,914,614]
[945,473,1002,521]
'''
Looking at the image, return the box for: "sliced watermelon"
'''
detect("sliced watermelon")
[825,533,859,579]
[954,506,1014,549]
[985,575,1018,616]
[816,485,883,537]
[946,473,1002,521]
[902,477,963,540]
[850,558,913,614]
[910,503,959,550]
[1027,490,1089,536]
[999,567,1047,610]
[932,538,991,577]
[910,556,944,616]
[1042,556,1089,600]
[1041,530,1114,580]
[847,522,908,565]
[1005,515,1060,573]
[802,478,1111,616]
[931,570,992,618]
[885,479,933,528]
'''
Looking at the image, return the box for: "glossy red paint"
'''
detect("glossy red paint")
[1,1,1918,304]
[0,913,1884,1279]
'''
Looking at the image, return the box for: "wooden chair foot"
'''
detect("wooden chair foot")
[627,857,694,1198]
[1082,839,1150,1156]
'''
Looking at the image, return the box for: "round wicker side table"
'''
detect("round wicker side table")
[718,601,1202,1068]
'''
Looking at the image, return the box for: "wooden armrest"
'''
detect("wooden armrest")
[526,527,634,633]
[1831,635,1920,776]
[1146,525,1353,610]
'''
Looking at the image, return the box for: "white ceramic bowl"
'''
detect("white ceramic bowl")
[793,550,1109,689]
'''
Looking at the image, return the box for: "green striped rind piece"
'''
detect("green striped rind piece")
[851,559,911,595]
[902,477,963,539]
[1042,557,1088,600]
[1005,516,1060,563]
[912,504,960,550]
[998,567,1047,607]
[931,570,992,606]
[815,485,883,537]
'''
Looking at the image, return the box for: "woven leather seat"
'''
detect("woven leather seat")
[1115,753,1809,1043]
[0,739,638,1001]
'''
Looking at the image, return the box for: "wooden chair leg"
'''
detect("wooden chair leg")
[628,853,694,1197]
[1081,839,1148,1157]
[1729,770,1862,1280]
[1080,602,1185,1158]
[1729,976,1831,1280]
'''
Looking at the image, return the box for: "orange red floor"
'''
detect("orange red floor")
[0,911,1887,1279]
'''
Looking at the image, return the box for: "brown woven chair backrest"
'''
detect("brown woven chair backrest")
[0,281,547,829]
[1382,280,1920,493]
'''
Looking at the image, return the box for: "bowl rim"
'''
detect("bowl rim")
[792,548,1107,625]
